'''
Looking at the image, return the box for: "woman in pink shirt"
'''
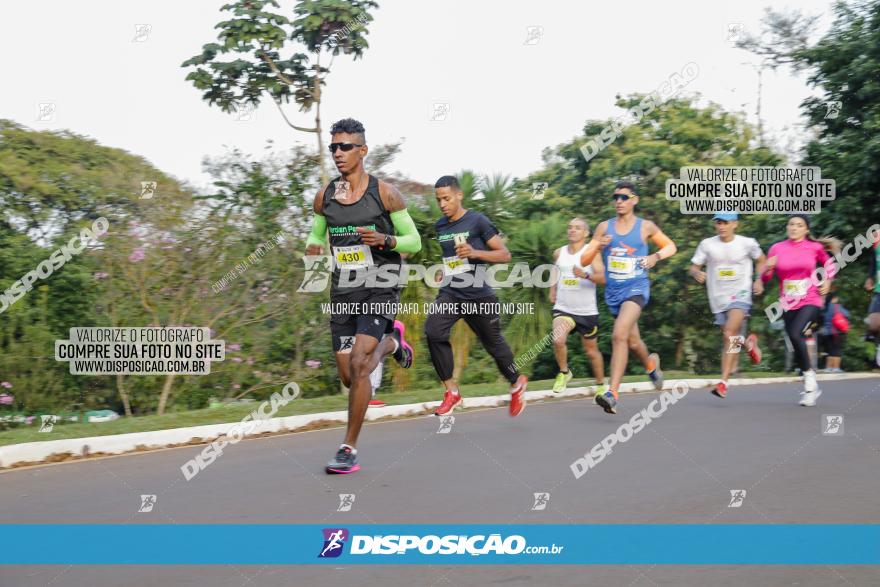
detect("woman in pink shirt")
[762,215,838,406]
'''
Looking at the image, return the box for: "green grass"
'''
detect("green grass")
[0,370,793,447]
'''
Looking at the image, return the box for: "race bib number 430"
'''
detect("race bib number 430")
[333,245,373,270]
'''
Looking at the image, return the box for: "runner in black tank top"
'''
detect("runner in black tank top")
[303,118,422,474]
[323,173,401,314]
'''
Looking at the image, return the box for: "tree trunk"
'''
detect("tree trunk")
[314,56,328,186]
[756,66,765,148]
[156,374,177,416]
[675,325,687,369]
[115,374,132,417]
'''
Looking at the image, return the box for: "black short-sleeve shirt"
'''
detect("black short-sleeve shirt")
[435,210,500,300]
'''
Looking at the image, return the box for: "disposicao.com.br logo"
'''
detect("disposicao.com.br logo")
[318,528,564,558]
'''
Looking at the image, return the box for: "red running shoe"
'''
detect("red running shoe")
[509,375,528,417]
[368,399,386,408]
[434,390,462,416]
[712,381,727,399]
[745,333,762,364]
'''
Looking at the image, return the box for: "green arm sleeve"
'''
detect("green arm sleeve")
[390,209,422,254]
[306,214,327,247]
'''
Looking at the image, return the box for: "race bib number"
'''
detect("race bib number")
[442,255,470,276]
[560,277,581,290]
[608,256,636,279]
[783,279,810,297]
[716,265,739,281]
[333,245,373,270]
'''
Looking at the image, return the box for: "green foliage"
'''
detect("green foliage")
[293,0,379,58]
[798,2,880,236]
[737,0,880,370]
[0,119,176,235]
[182,0,304,113]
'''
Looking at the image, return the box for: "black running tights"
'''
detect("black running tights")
[783,305,821,372]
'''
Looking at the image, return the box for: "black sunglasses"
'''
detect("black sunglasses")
[329,142,364,153]
[612,193,634,201]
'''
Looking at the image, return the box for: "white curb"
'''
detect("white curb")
[1,372,876,469]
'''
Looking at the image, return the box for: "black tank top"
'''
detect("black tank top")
[322,174,401,300]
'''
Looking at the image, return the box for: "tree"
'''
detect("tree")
[0,121,194,417]
[182,0,379,185]
[741,2,880,369]
[737,2,880,234]
[500,214,566,361]
[0,119,182,238]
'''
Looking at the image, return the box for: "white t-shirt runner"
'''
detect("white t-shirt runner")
[691,235,763,314]
[554,243,598,316]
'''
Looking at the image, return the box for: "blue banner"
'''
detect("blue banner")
[2,525,878,565]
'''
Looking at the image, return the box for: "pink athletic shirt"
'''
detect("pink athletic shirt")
[762,238,832,311]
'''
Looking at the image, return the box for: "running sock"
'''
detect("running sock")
[340,443,356,454]
[389,336,401,356]
[560,369,569,374]
[369,362,384,395]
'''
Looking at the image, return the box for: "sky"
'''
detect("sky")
[0,0,836,193]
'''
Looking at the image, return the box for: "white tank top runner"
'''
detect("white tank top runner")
[554,243,598,316]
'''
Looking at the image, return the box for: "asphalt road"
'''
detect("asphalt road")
[2,376,878,586]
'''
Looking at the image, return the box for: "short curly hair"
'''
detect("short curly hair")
[330,118,366,144]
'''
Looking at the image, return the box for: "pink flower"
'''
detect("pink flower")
[232,384,241,390]
[0,381,12,389]
[246,357,254,366]
[305,359,321,369]
[129,247,146,263]
[227,343,241,351]
[232,357,243,363]
[93,272,109,280]
[0,394,13,405]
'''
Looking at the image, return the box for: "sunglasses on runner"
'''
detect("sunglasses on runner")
[329,142,364,153]
[612,193,633,201]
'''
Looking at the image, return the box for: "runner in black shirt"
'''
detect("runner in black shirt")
[426,175,528,417]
